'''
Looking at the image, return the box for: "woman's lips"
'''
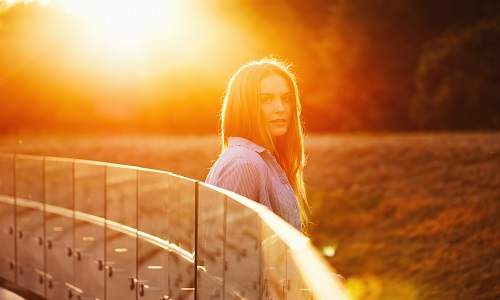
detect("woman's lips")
[271,120,287,125]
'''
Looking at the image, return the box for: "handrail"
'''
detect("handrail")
[0,153,347,300]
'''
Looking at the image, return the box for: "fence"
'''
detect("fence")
[0,153,347,300]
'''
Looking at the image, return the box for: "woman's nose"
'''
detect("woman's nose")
[274,98,286,112]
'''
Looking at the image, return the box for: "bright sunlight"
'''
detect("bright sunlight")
[63,0,189,54]
[2,0,202,57]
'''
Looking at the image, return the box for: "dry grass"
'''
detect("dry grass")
[1,132,499,299]
[305,132,500,300]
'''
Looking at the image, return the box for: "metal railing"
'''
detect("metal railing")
[0,153,347,300]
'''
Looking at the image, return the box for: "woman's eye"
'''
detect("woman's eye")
[261,96,272,103]
[282,94,291,102]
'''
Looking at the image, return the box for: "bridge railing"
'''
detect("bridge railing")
[0,153,347,300]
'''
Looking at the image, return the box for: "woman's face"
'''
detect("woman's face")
[260,73,292,138]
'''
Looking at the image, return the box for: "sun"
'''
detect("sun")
[1,0,198,56]
[62,0,189,54]
[1,0,247,80]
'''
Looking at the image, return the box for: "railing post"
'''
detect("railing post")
[222,195,227,300]
[103,165,107,300]
[71,159,76,299]
[194,181,199,300]
[13,153,17,286]
[135,168,139,299]
[42,156,47,298]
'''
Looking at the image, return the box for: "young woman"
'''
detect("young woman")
[205,58,310,234]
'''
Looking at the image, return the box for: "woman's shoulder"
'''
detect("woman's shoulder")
[218,145,267,170]
[205,145,268,184]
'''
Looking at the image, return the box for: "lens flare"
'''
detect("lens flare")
[1,0,198,56]
[68,0,186,50]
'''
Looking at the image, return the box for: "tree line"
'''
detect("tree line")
[0,0,499,133]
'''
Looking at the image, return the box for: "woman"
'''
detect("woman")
[205,58,310,234]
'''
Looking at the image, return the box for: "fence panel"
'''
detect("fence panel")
[261,221,287,300]
[197,183,225,299]
[137,170,170,300]
[224,199,262,299]
[166,173,195,300]
[44,158,74,300]
[105,165,138,300]
[0,154,15,282]
[286,248,313,300]
[15,155,45,297]
[73,161,106,299]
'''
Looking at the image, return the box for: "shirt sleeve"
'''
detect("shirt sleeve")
[212,158,266,204]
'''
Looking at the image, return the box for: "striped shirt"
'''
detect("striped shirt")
[205,136,301,230]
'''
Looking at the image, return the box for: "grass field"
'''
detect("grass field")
[1,132,499,299]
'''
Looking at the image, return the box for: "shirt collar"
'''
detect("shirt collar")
[228,136,267,153]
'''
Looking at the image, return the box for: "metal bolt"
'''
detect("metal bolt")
[97,259,104,271]
[129,277,136,290]
[139,283,145,297]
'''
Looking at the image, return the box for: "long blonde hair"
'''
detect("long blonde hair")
[219,58,311,234]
